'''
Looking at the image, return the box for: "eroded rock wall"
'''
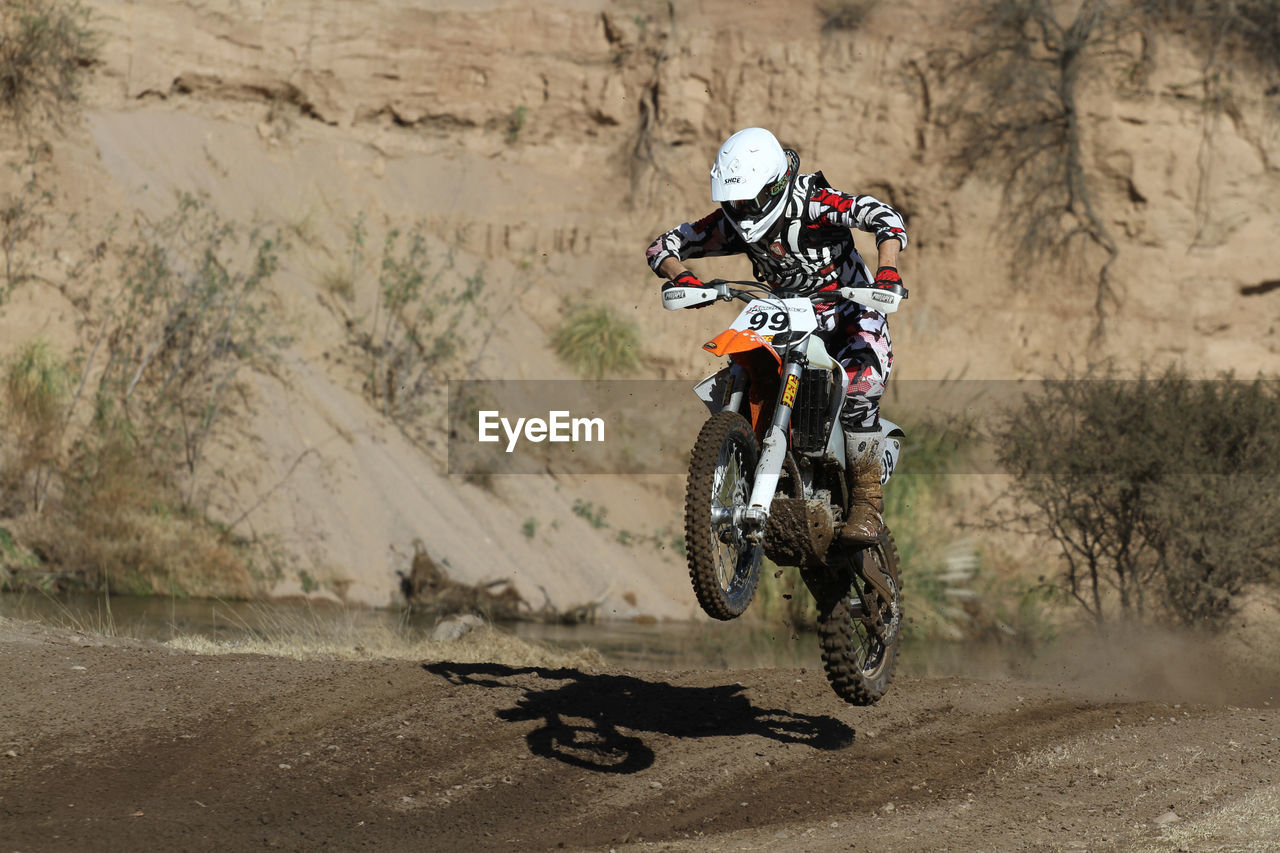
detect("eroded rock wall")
[2,0,1276,610]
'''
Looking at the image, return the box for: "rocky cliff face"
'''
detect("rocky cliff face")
[2,0,1277,612]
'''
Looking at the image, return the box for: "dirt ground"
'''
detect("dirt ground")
[1,617,1277,853]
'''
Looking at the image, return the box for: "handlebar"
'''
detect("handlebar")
[705,279,904,304]
[702,279,807,304]
[663,278,907,313]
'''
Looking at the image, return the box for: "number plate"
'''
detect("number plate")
[729,298,818,335]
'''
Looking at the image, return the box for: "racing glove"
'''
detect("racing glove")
[872,266,909,301]
[874,266,903,289]
[667,270,714,308]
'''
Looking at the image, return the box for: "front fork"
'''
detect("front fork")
[739,358,805,543]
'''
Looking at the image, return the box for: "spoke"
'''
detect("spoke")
[711,442,747,592]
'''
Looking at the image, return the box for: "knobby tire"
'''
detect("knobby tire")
[818,529,902,705]
[684,410,762,620]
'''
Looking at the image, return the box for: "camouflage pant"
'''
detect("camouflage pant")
[816,303,892,432]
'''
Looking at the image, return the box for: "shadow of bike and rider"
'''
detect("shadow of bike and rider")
[424,662,855,774]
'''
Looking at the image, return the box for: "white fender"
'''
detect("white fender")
[879,418,905,485]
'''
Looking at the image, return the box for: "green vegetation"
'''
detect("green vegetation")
[552,303,642,380]
[521,517,537,539]
[88,193,284,497]
[754,561,819,631]
[1,338,67,512]
[747,416,1058,646]
[0,0,97,128]
[505,105,528,144]
[337,218,489,429]
[0,523,41,588]
[994,366,1280,628]
[0,194,283,598]
[571,498,608,529]
[879,421,1013,644]
[749,419,1017,641]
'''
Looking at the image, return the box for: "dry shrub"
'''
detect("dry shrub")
[994,366,1280,628]
[24,427,251,597]
[818,0,872,33]
[0,338,67,514]
[1,143,55,295]
[36,196,281,594]
[398,541,525,619]
[359,221,487,424]
[1,352,254,598]
[0,0,97,128]
[1139,0,1280,77]
[27,507,250,598]
[938,0,1133,332]
[92,193,283,493]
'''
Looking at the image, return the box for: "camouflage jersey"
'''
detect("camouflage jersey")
[645,172,908,296]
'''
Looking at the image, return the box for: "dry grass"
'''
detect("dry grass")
[1131,783,1280,852]
[552,303,642,380]
[320,261,355,301]
[0,606,604,670]
[0,595,128,637]
[165,606,604,669]
[21,465,253,598]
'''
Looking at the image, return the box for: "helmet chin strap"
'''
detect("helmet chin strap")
[756,214,787,243]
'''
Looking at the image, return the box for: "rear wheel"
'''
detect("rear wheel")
[817,529,902,705]
[684,411,763,620]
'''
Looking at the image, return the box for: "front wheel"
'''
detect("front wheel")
[684,410,763,620]
[817,529,903,705]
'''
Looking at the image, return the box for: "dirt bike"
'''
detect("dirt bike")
[662,277,907,705]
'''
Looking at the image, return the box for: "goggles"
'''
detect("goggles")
[726,172,789,217]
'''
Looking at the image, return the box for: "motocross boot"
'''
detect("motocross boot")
[837,430,883,547]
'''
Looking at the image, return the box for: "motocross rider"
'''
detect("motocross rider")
[645,127,907,546]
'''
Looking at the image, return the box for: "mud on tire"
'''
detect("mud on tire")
[684,410,763,620]
[818,530,902,705]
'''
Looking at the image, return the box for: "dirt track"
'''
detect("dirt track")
[1,618,1277,852]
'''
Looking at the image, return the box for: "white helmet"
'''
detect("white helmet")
[710,127,796,243]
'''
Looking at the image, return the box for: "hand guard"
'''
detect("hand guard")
[871,266,909,303]
[838,267,908,313]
